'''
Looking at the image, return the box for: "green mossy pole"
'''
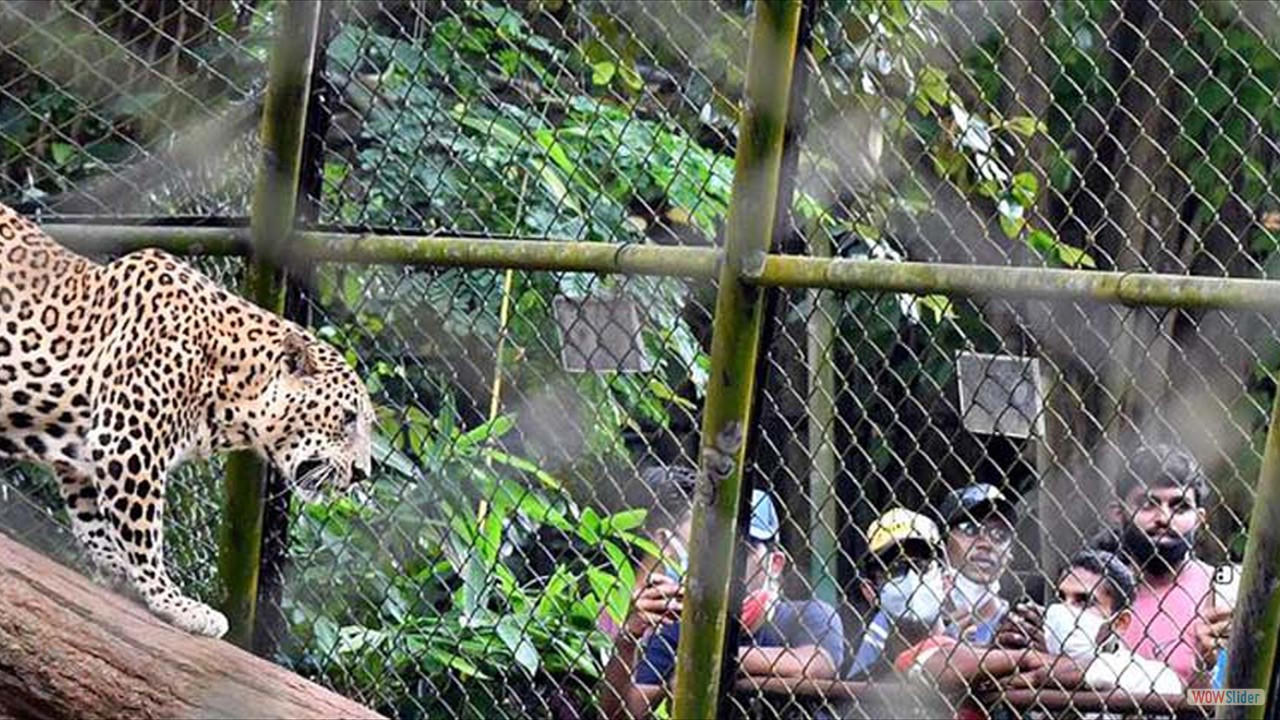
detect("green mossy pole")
[33,224,1280,311]
[219,0,321,650]
[806,230,838,606]
[671,2,803,718]
[754,255,1280,310]
[1222,388,1280,720]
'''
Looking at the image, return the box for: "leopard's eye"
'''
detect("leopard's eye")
[343,409,359,428]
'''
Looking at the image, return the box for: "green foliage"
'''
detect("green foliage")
[15,0,1280,715]
[316,3,740,476]
[281,397,656,718]
[0,3,271,207]
[323,3,740,241]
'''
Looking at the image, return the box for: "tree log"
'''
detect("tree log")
[0,530,383,720]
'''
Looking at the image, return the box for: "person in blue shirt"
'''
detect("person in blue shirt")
[600,468,844,720]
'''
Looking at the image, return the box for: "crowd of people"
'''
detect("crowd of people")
[598,444,1238,719]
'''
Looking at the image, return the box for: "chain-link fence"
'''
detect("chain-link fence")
[6,0,1280,718]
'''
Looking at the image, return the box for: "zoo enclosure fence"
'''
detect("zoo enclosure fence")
[4,1,1280,718]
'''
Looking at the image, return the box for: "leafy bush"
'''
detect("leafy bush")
[279,402,656,718]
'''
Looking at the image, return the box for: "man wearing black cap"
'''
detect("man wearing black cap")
[889,487,1045,720]
[937,483,1019,644]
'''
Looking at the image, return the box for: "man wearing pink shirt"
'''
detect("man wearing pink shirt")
[1104,444,1230,687]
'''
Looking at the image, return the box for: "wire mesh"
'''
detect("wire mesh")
[4,0,1280,718]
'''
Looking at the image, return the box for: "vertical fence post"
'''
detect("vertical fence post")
[807,228,838,606]
[715,3,819,716]
[219,0,322,650]
[1222,388,1280,720]
[252,1,335,657]
[671,2,804,718]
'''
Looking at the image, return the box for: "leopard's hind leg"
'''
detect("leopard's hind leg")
[54,462,131,586]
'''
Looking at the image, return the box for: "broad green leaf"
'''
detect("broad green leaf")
[605,566,634,626]
[536,565,576,618]
[646,378,697,410]
[592,60,616,86]
[372,431,420,481]
[533,128,576,177]
[586,566,623,612]
[1002,115,1045,137]
[602,508,647,533]
[1011,172,1039,207]
[601,539,631,574]
[496,615,541,674]
[528,158,583,213]
[918,294,957,324]
[618,62,644,91]
[999,214,1024,240]
[453,107,522,147]
[1055,243,1097,269]
[617,532,660,558]
[50,142,75,166]
[426,648,490,679]
[1027,228,1057,255]
[484,449,562,489]
[448,533,489,619]
[997,199,1025,239]
[456,414,515,452]
[917,65,951,108]
[579,506,602,544]
[313,615,340,654]
[482,510,504,566]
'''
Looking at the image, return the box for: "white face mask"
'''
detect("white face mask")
[880,566,946,627]
[950,571,1000,612]
[659,533,689,583]
[1044,603,1108,658]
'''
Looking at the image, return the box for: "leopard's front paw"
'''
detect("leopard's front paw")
[150,596,229,638]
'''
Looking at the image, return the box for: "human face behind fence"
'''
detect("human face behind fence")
[861,544,946,630]
[652,514,694,583]
[743,540,786,593]
[1111,483,1205,574]
[946,514,1014,586]
[1052,566,1131,652]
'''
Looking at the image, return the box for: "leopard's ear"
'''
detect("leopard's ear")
[280,331,320,378]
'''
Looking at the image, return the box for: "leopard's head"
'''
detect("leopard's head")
[253,330,375,502]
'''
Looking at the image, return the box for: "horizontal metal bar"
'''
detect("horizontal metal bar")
[43,223,1280,310]
[45,224,252,257]
[43,225,721,278]
[755,255,1280,311]
[294,231,722,278]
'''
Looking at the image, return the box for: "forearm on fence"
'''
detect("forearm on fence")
[738,645,838,679]
[599,632,664,720]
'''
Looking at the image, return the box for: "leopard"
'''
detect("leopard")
[0,202,375,638]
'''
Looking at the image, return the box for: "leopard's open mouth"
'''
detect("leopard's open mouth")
[291,458,330,504]
[295,458,326,485]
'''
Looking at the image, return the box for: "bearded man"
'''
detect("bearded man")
[1104,444,1230,687]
